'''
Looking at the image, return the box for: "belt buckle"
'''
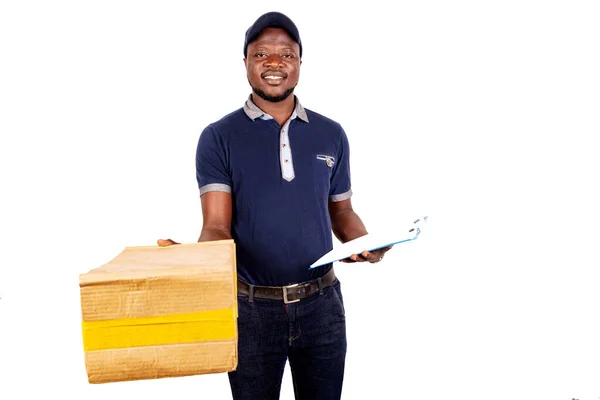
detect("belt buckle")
[282,283,300,304]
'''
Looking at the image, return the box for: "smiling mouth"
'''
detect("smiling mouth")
[263,76,286,86]
[261,72,287,84]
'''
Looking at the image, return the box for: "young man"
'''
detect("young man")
[159,11,391,400]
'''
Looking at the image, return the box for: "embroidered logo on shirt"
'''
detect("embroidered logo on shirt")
[316,155,335,168]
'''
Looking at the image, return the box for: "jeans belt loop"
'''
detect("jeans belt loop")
[248,284,255,303]
[317,277,324,295]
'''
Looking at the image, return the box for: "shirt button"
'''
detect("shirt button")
[282,144,287,147]
[284,159,289,163]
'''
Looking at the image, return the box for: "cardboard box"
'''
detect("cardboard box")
[79,240,238,384]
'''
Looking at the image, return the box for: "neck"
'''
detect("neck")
[251,93,295,126]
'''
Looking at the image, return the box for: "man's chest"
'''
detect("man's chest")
[228,130,338,195]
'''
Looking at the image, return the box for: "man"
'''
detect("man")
[159,11,391,399]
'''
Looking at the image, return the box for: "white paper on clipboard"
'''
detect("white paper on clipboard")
[309,216,428,269]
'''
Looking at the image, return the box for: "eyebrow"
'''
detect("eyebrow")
[251,45,296,53]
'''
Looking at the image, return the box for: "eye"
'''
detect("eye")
[282,54,295,59]
[254,52,267,58]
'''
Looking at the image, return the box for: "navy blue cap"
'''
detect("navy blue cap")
[243,12,302,58]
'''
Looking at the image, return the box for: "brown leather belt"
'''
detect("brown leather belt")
[237,268,336,304]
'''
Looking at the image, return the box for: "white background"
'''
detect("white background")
[1,1,599,399]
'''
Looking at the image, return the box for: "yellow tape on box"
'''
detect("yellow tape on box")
[82,308,236,352]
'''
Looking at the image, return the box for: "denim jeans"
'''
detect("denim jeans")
[228,279,347,400]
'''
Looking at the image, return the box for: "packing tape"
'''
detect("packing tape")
[82,308,236,351]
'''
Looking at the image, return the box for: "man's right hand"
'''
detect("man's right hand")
[157,239,180,247]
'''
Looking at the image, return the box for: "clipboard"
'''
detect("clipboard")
[309,216,428,269]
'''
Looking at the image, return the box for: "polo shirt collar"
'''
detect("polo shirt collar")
[243,95,309,123]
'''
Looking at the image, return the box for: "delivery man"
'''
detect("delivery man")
[159,11,391,399]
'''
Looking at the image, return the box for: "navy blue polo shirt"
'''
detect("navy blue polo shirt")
[196,96,352,286]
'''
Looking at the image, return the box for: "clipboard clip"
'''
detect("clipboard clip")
[408,216,428,239]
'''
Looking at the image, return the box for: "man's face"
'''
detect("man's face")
[244,27,301,103]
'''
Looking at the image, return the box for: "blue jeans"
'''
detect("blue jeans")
[228,279,347,399]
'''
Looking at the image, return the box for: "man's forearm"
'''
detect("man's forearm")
[330,209,368,243]
[198,226,232,242]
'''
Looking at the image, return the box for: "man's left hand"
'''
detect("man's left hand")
[341,246,392,264]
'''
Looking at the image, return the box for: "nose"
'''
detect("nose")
[264,53,284,68]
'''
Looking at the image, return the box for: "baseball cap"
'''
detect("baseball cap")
[243,12,302,58]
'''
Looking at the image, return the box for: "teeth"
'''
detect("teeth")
[264,76,283,79]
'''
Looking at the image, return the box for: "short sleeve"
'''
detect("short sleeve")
[329,126,352,202]
[195,125,232,196]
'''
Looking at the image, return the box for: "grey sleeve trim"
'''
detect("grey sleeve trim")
[329,189,353,202]
[199,183,232,196]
